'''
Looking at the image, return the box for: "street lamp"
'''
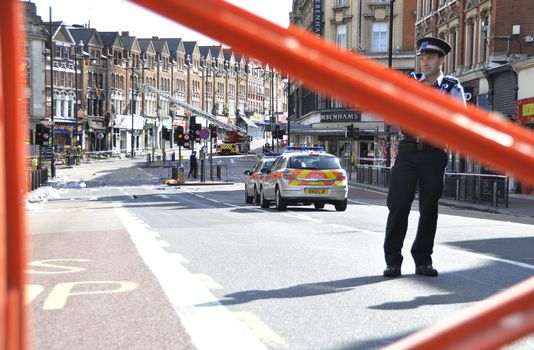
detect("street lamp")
[270,67,275,151]
[130,60,136,158]
[47,7,56,178]
[385,0,395,167]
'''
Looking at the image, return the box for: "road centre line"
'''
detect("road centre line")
[328,224,534,271]
[112,202,267,350]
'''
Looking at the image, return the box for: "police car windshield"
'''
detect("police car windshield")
[288,155,341,170]
[263,160,275,170]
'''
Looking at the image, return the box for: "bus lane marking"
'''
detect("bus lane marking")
[113,201,267,350]
[43,281,139,310]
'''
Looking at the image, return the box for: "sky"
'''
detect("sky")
[30,0,293,45]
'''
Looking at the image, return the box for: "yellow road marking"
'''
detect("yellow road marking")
[193,274,223,289]
[234,311,288,348]
[43,281,138,310]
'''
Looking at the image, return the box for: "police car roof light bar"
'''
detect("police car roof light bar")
[284,146,325,153]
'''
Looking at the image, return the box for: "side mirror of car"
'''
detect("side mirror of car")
[244,170,251,175]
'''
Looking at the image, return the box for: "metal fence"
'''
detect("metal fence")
[349,165,509,208]
[27,166,48,192]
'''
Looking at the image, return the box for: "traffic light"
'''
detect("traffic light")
[35,124,51,146]
[209,124,217,138]
[346,124,353,139]
[194,123,202,142]
[162,127,171,141]
[175,125,185,146]
[346,124,359,140]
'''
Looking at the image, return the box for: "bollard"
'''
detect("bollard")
[216,164,221,180]
[171,165,178,180]
[171,152,176,161]
[147,154,151,165]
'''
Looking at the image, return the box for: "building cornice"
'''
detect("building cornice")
[512,57,534,71]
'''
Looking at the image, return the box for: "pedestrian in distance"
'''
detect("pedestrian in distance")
[383,37,466,278]
[188,151,198,179]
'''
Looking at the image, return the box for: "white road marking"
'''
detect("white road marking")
[113,202,267,350]
[328,224,534,271]
[156,194,170,199]
[348,198,382,207]
[281,213,320,222]
[119,188,135,200]
[224,203,238,207]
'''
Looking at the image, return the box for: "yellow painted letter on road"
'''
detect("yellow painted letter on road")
[25,284,45,305]
[27,259,90,274]
[43,281,139,310]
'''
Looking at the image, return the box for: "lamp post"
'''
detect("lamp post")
[130,61,135,158]
[73,40,82,147]
[48,7,56,178]
[270,67,275,152]
[385,0,395,167]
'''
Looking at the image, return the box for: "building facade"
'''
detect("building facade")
[415,0,534,193]
[289,0,417,164]
[25,1,287,159]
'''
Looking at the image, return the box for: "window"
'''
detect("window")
[336,24,347,48]
[335,0,347,6]
[372,22,388,52]
[55,46,62,58]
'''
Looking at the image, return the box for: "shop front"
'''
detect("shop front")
[52,120,77,151]
[111,114,144,155]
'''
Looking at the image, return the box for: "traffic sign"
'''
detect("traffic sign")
[199,128,209,140]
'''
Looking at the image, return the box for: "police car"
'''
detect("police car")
[243,154,279,204]
[259,146,348,211]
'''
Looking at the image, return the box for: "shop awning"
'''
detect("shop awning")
[239,114,258,128]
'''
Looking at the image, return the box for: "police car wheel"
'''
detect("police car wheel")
[275,187,287,211]
[334,199,347,212]
[260,190,270,208]
[254,187,261,205]
[245,186,254,204]
[314,202,325,209]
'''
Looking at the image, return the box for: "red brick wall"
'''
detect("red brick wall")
[402,0,417,50]
[493,0,534,57]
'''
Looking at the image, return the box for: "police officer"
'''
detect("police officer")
[383,37,466,278]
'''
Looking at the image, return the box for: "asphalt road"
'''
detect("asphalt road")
[27,156,534,350]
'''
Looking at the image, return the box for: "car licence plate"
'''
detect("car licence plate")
[305,188,329,195]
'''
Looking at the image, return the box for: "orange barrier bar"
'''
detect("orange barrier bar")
[383,276,534,350]
[127,1,534,349]
[1,0,29,349]
[130,0,534,187]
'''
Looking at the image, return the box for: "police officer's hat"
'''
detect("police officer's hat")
[416,37,451,56]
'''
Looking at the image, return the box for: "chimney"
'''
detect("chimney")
[121,31,129,37]
[152,36,159,41]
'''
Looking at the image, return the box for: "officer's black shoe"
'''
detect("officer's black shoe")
[415,265,438,277]
[383,265,401,278]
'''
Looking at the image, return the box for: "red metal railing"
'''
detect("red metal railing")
[1,0,533,348]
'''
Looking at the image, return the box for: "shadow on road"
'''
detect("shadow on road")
[196,275,389,307]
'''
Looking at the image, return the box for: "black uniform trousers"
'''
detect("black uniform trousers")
[384,147,448,267]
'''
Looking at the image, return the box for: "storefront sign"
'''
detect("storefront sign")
[320,111,361,123]
[53,122,74,135]
[313,0,322,37]
[318,135,346,141]
[516,97,534,124]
